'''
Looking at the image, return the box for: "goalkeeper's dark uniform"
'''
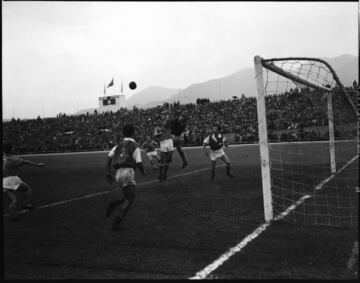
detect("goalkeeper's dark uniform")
[170,117,188,168]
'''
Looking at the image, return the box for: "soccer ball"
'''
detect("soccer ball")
[129,81,137,90]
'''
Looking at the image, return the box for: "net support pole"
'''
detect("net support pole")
[327,92,336,173]
[254,56,273,222]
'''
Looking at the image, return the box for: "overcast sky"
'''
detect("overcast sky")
[2,1,358,120]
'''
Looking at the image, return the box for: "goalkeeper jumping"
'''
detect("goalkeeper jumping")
[169,114,188,169]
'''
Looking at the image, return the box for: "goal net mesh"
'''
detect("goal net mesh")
[259,57,358,228]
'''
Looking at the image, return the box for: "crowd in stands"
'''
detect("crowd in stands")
[3,84,358,155]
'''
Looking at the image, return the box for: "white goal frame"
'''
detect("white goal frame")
[253,55,358,223]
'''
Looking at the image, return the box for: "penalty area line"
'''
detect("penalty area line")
[3,165,224,218]
[190,155,358,279]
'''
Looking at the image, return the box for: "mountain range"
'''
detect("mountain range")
[124,54,358,109]
[76,54,358,114]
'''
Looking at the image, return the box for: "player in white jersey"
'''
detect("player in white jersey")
[105,124,146,231]
[3,142,45,218]
[203,125,234,180]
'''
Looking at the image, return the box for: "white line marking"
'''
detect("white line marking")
[3,165,225,217]
[190,195,311,280]
[273,195,311,221]
[190,222,271,279]
[190,155,358,279]
[316,155,359,190]
[15,140,353,157]
[347,241,359,270]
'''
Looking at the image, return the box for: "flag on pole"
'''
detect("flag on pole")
[107,79,114,88]
[121,82,123,94]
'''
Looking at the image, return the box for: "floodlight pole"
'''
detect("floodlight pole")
[254,56,273,222]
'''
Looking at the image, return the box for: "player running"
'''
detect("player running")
[203,125,234,180]
[3,142,45,218]
[105,124,146,231]
[141,135,160,169]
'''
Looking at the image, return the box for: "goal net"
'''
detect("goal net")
[254,56,358,228]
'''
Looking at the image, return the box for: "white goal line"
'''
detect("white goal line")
[315,155,359,190]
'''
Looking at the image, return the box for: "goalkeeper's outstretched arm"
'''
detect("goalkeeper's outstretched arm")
[163,114,171,127]
[154,126,163,138]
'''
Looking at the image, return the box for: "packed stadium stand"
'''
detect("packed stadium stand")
[3,85,357,155]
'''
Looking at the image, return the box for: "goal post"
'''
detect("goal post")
[254,56,273,222]
[253,55,358,227]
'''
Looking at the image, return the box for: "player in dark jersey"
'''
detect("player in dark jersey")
[154,114,174,182]
[170,115,188,169]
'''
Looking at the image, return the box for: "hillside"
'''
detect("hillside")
[75,54,358,113]
[125,86,180,109]
[166,54,358,104]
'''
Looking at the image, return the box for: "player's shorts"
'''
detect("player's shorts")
[160,139,174,152]
[114,168,136,187]
[210,148,229,161]
[3,176,22,191]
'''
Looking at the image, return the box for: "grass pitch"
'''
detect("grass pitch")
[3,143,358,279]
